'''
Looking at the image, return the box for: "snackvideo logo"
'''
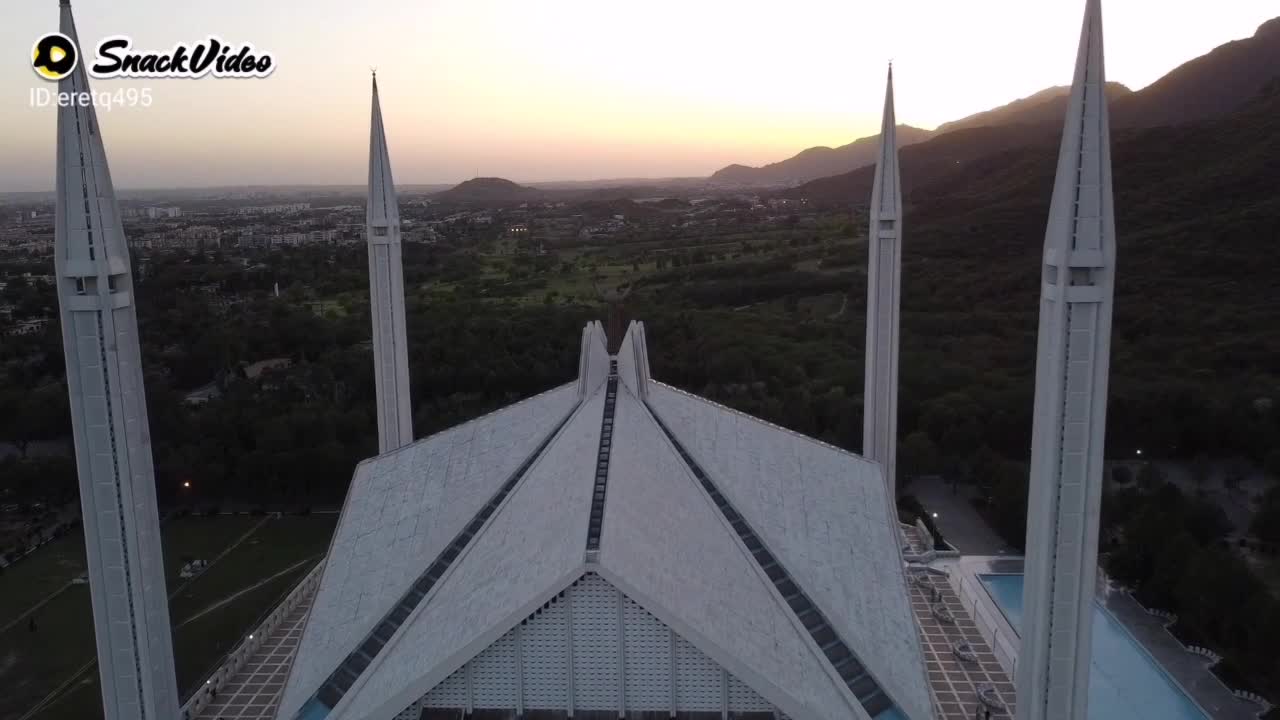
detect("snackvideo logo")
[31,33,78,80]
[31,34,275,80]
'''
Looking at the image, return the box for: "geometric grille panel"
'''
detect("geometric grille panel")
[417,572,776,715]
[622,597,671,709]
[675,633,721,711]
[522,591,569,709]
[571,574,620,710]
[472,631,519,707]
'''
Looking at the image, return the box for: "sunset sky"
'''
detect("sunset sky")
[1,0,1275,191]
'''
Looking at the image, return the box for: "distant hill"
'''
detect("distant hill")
[434,177,541,205]
[781,17,1280,203]
[712,17,1278,189]
[781,122,1055,203]
[1111,17,1280,128]
[788,78,1280,250]
[709,125,934,185]
[936,83,1133,135]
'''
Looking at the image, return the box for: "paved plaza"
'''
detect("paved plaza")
[903,525,1016,720]
[195,590,314,720]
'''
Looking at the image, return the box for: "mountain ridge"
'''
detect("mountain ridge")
[712,16,1279,187]
[710,125,933,185]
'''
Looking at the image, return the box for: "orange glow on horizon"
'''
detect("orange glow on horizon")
[0,0,1274,189]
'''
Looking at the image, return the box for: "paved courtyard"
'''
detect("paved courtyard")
[903,525,1015,719]
[195,589,313,720]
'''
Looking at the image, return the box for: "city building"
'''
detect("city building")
[144,206,182,219]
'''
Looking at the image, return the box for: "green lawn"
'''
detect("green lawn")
[161,514,264,586]
[0,584,95,720]
[0,530,86,620]
[2,514,336,720]
[169,515,335,621]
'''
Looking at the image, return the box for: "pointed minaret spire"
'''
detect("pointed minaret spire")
[863,63,903,501]
[366,74,414,453]
[52,3,180,720]
[1017,1,1116,718]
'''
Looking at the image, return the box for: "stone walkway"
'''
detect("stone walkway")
[909,477,1012,556]
[195,591,313,720]
[908,568,1016,720]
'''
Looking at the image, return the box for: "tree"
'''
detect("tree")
[1250,486,1280,544]
[1190,454,1211,489]
[1111,465,1133,485]
[899,432,940,481]
[1136,462,1165,490]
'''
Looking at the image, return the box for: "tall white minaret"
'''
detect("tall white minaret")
[52,2,180,719]
[366,74,414,453]
[1017,1,1116,718]
[863,65,903,501]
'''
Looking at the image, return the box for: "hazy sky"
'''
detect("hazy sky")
[1,0,1275,191]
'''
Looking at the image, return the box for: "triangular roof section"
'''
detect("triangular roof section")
[598,389,867,719]
[329,387,608,720]
[277,382,581,719]
[644,383,933,720]
[404,572,779,716]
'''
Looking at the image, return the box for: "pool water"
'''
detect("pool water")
[980,574,1208,720]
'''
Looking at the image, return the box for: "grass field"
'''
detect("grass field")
[0,514,336,720]
[0,530,87,620]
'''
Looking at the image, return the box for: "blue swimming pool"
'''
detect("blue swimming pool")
[980,574,1208,720]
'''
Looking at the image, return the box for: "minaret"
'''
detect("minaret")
[366,74,414,453]
[863,64,903,501]
[1017,1,1116,719]
[51,2,180,719]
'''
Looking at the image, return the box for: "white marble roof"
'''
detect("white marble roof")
[329,388,606,720]
[644,382,932,720]
[276,382,580,720]
[282,323,929,720]
[598,388,862,720]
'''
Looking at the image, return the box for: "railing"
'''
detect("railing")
[953,570,1019,680]
[180,559,325,719]
[1186,645,1222,666]
[900,520,961,564]
[1233,689,1273,717]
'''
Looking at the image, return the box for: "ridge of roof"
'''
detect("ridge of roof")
[348,380,577,474]
[648,380,878,466]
